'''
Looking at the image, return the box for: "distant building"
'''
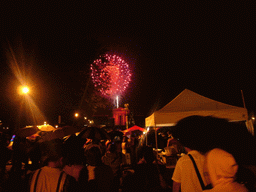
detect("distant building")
[89,107,145,131]
[112,107,129,126]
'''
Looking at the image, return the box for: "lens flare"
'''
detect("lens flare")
[7,42,47,126]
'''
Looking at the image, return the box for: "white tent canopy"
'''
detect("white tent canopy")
[146,89,248,127]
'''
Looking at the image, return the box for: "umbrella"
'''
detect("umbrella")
[79,127,110,140]
[37,125,56,132]
[15,126,40,138]
[40,126,81,142]
[108,130,124,141]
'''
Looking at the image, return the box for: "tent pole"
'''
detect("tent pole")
[146,128,148,146]
[154,115,158,150]
[241,90,247,109]
[241,90,254,135]
[155,123,158,150]
[154,121,159,162]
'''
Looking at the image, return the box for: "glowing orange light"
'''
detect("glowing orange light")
[18,86,30,95]
[22,87,29,93]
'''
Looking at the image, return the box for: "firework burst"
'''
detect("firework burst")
[90,54,132,100]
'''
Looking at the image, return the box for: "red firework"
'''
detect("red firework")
[90,54,132,98]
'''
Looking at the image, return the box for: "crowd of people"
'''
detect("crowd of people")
[0,115,255,191]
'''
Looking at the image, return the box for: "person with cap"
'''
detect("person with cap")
[28,139,77,192]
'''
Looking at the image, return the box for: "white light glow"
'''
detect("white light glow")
[116,96,119,108]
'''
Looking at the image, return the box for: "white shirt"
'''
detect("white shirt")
[172,150,210,192]
[30,166,67,192]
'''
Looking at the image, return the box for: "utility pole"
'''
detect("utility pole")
[124,103,129,129]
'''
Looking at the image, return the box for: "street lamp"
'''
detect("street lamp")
[72,113,80,127]
[74,113,79,118]
[22,87,29,94]
[18,85,30,95]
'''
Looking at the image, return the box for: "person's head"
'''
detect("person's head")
[142,146,155,164]
[92,138,100,144]
[85,146,102,166]
[40,139,64,167]
[107,143,116,153]
[63,139,84,166]
[173,115,229,153]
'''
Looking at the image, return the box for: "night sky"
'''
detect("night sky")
[1,2,255,128]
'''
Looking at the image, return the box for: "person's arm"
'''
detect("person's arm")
[172,181,181,192]
[172,157,182,192]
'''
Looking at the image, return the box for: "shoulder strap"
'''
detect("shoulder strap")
[56,171,64,192]
[188,154,205,190]
[34,169,42,192]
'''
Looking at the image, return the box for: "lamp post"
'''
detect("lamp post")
[124,103,129,129]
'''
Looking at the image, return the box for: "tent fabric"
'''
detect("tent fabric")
[146,89,248,127]
[123,125,146,133]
